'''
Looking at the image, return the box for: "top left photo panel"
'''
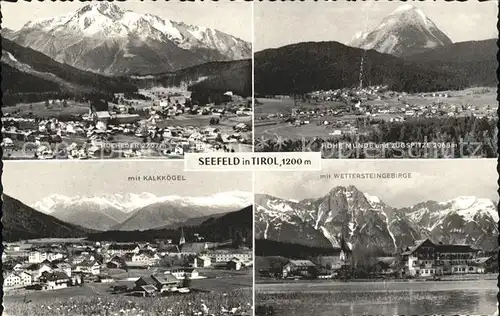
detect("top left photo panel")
[2,1,253,160]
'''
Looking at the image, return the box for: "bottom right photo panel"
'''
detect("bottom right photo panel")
[254,159,498,316]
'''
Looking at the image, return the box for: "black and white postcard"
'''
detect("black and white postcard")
[2,161,253,315]
[254,159,498,316]
[253,2,498,159]
[1,1,499,316]
[1,1,252,160]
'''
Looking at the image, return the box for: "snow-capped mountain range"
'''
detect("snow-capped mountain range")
[255,186,498,254]
[349,4,453,57]
[5,2,251,75]
[31,191,252,231]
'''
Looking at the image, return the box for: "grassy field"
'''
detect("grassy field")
[255,98,345,117]
[255,121,353,140]
[192,269,253,292]
[4,288,252,316]
[4,102,89,118]
[108,267,253,291]
[4,269,253,316]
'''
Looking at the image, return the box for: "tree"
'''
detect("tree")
[215,133,223,143]
[159,257,173,268]
[233,231,244,247]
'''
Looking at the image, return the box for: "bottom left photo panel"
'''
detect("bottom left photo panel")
[2,161,254,316]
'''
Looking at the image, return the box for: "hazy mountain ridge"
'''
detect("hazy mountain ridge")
[2,193,251,244]
[5,2,251,75]
[111,201,239,231]
[31,191,253,231]
[255,187,499,254]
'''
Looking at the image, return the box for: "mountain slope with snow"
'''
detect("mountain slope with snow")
[32,191,252,231]
[350,4,453,57]
[256,187,498,255]
[404,197,498,250]
[113,191,252,231]
[6,2,251,75]
[256,186,398,253]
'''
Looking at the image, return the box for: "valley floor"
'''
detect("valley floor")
[4,269,252,316]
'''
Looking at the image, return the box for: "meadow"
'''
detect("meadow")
[4,288,252,316]
[3,101,89,119]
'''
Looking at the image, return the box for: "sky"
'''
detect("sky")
[1,0,252,42]
[3,161,252,205]
[255,159,497,208]
[254,1,498,51]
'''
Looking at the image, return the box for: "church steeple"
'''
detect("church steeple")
[179,227,186,246]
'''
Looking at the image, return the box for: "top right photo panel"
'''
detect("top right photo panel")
[253,1,498,159]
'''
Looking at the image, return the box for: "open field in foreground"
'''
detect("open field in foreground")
[4,288,252,316]
[4,268,253,316]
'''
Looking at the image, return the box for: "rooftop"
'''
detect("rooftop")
[288,260,316,267]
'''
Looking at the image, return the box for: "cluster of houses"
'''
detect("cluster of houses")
[103,240,252,271]
[256,86,493,136]
[258,238,495,280]
[2,90,252,159]
[3,236,253,293]
[4,245,103,291]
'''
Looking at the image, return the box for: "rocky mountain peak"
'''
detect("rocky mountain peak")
[350,5,453,57]
[7,3,251,75]
[255,189,498,254]
[77,2,124,17]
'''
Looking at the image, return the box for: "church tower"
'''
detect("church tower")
[179,227,186,246]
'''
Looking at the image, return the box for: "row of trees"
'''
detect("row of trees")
[257,116,497,158]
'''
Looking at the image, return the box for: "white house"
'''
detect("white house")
[8,245,21,252]
[170,268,200,280]
[73,261,101,275]
[4,273,22,288]
[108,244,141,255]
[13,263,25,272]
[28,250,47,263]
[194,256,211,268]
[28,250,64,263]
[131,251,160,265]
[40,272,70,290]
[17,271,33,286]
[208,252,252,263]
[26,262,53,281]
